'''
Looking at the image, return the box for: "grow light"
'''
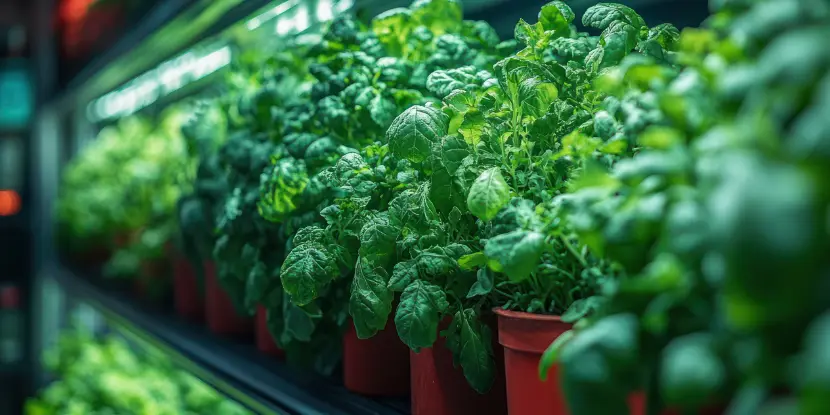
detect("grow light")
[246,0,301,31]
[87,44,232,122]
[276,3,311,35]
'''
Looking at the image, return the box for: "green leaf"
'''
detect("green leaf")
[350,257,394,339]
[439,135,471,175]
[243,261,269,314]
[458,109,487,147]
[293,226,327,246]
[467,167,511,221]
[443,89,476,112]
[389,183,440,231]
[538,1,574,36]
[395,280,449,351]
[660,333,726,408]
[582,3,645,31]
[426,66,478,98]
[389,259,418,292]
[283,300,317,342]
[561,297,606,323]
[539,329,575,381]
[458,252,487,270]
[514,18,542,48]
[457,309,496,393]
[369,94,398,128]
[410,0,463,35]
[358,213,398,267]
[387,105,449,163]
[280,242,339,306]
[484,230,546,282]
[466,268,494,298]
[519,77,559,119]
[558,314,640,414]
[550,37,593,61]
[430,164,468,215]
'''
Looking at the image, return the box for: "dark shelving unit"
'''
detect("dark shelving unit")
[52,268,409,415]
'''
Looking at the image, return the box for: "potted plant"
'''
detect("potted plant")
[272,0,515,399]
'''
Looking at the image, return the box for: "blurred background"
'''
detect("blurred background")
[0,0,710,414]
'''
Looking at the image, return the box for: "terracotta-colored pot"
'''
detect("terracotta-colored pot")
[410,316,508,415]
[494,308,572,414]
[342,318,410,396]
[204,261,253,336]
[256,305,284,357]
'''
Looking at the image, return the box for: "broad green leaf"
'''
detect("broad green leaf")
[283,300,317,342]
[484,230,546,282]
[350,257,394,339]
[371,8,415,55]
[389,259,418,291]
[439,135,471,174]
[582,3,645,31]
[466,268,494,298]
[395,280,449,351]
[467,167,511,221]
[292,226,327,246]
[369,94,398,128]
[387,105,449,163]
[415,246,465,279]
[519,77,559,119]
[280,242,339,306]
[358,213,398,266]
[443,89,476,112]
[430,165,468,215]
[458,309,496,393]
[458,252,487,270]
[538,1,574,36]
[389,183,440,231]
[458,109,487,147]
[550,37,593,61]
[410,0,463,35]
[427,67,478,98]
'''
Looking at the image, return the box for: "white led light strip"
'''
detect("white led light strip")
[87,45,232,122]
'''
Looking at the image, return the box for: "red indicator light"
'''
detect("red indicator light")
[0,190,21,216]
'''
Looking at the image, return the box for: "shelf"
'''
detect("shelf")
[53,268,409,415]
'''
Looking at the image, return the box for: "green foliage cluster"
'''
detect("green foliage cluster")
[56,110,193,278]
[25,329,250,415]
[533,0,830,413]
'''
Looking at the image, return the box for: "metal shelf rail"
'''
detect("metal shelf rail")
[50,268,408,415]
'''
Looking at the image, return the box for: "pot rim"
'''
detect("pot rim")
[492,307,565,322]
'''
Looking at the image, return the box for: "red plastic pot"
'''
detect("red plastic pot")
[173,253,204,322]
[205,261,253,336]
[411,316,508,415]
[494,308,572,414]
[343,319,410,396]
[256,305,284,358]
